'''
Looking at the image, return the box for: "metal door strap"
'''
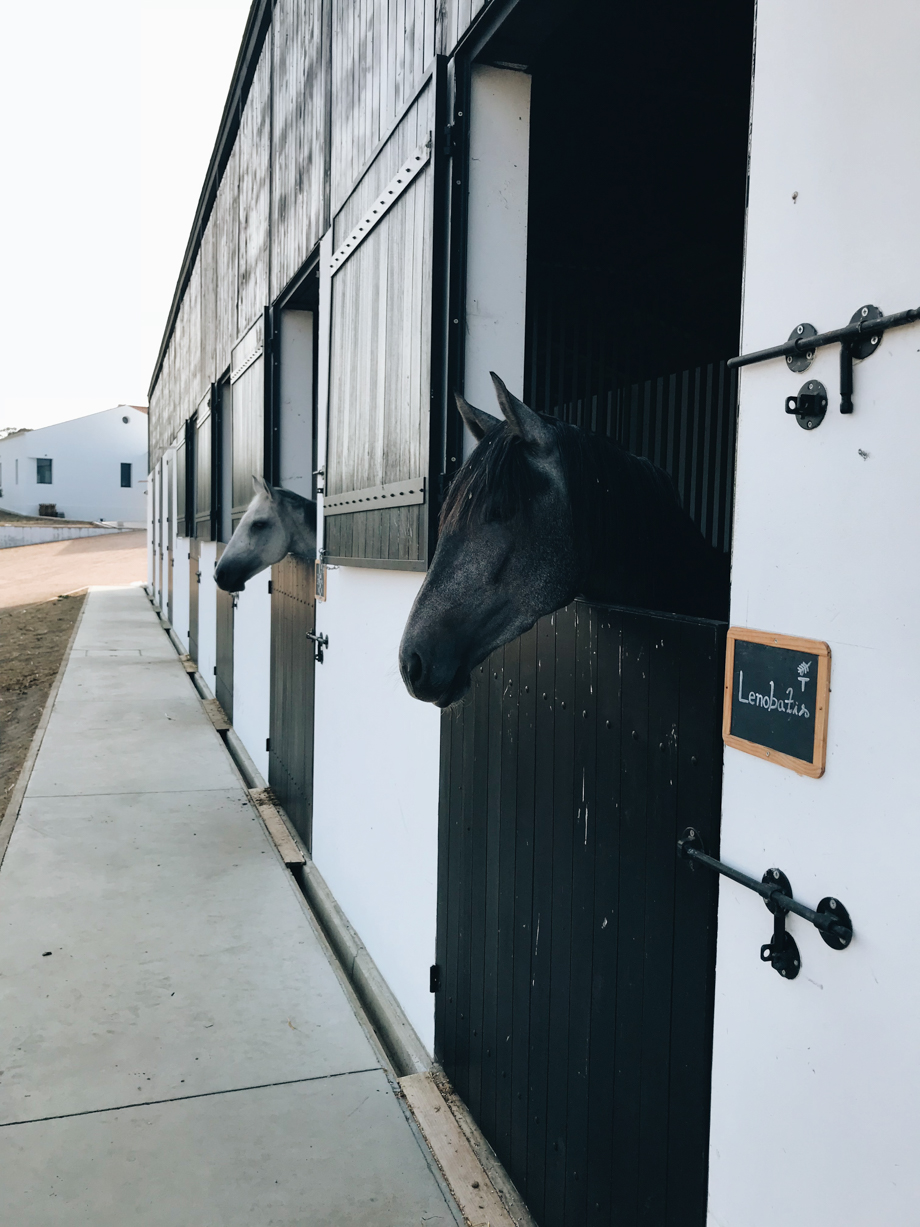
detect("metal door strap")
[677,827,852,981]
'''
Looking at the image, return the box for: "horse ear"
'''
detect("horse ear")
[252,474,275,499]
[490,373,552,451]
[454,390,498,441]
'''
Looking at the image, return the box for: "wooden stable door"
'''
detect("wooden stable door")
[436,601,725,1227]
[268,556,316,849]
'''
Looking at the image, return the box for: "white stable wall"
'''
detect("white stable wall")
[171,431,190,651]
[233,575,271,780]
[196,542,218,691]
[146,468,154,589]
[463,65,531,443]
[312,566,441,1053]
[0,406,147,522]
[708,6,920,1224]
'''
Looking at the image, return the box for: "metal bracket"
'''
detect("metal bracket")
[840,304,883,414]
[785,322,817,373]
[306,630,329,664]
[759,868,801,979]
[677,828,853,981]
[785,380,828,431]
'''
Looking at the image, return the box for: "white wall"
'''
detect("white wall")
[0,405,147,522]
[0,524,119,549]
[171,429,190,651]
[463,65,531,445]
[708,6,920,1224]
[146,468,154,588]
[196,541,218,690]
[233,573,271,779]
[312,566,442,1053]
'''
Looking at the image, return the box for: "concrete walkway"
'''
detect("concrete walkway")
[0,587,458,1226]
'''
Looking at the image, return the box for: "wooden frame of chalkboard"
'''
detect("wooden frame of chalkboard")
[723,628,831,778]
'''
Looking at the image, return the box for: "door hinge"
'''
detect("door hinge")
[429,964,441,993]
[267,579,272,594]
[265,737,271,752]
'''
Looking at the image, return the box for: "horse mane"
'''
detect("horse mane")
[275,486,317,531]
[440,416,725,615]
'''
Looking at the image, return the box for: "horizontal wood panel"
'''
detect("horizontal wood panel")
[323,503,424,564]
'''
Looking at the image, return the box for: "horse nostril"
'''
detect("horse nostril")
[405,652,424,687]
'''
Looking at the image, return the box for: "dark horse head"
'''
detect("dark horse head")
[399,373,728,707]
[214,476,316,592]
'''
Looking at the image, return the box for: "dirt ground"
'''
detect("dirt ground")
[0,530,147,608]
[0,531,148,808]
[0,508,103,527]
[0,593,86,810]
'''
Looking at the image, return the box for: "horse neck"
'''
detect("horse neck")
[571,439,725,617]
[280,496,316,559]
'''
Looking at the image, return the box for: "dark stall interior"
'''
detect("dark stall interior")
[486,0,754,563]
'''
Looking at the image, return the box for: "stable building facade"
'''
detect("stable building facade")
[147,2,920,1223]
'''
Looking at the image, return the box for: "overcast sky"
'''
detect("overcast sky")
[0,0,252,432]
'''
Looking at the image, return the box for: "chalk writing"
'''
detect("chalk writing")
[737,673,810,718]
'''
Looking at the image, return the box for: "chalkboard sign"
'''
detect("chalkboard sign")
[723,628,830,777]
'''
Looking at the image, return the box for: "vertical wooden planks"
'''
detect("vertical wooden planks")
[238,41,271,337]
[271,0,325,299]
[436,603,725,1227]
[269,555,316,848]
[216,143,240,376]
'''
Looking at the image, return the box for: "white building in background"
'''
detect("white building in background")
[0,405,148,523]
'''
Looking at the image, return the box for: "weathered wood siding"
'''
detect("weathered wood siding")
[271,0,326,299]
[329,0,435,215]
[238,42,272,337]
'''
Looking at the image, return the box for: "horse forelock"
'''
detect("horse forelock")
[439,418,563,533]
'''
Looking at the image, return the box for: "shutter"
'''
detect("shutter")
[176,438,186,536]
[230,314,268,530]
[323,66,446,569]
[194,391,213,541]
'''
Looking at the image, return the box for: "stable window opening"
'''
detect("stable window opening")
[121,462,132,487]
[36,458,52,484]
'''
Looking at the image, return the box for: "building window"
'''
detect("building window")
[121,462,132,488]
[36,458,52,484]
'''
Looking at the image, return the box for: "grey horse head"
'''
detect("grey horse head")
[214,476,316,592]
[399,374,580,707]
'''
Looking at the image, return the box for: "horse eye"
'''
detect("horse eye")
[250,520,269,530]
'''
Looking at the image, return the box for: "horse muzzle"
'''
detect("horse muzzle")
[399,644,471,707]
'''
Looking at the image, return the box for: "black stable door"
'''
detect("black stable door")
[436,601,725,1227]
[268,556,316,849]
